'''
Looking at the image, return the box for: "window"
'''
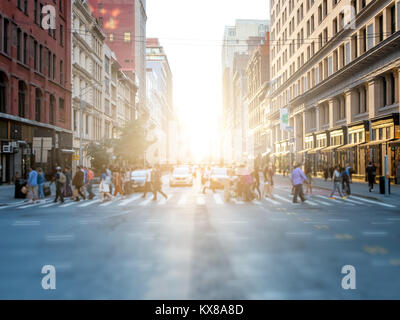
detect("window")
[40,3,44,29]
[59,98,65,121]
[34,0,39,24]
[333,18,338,35]
[390,5,396,35]
[53,55,56,80]
[0,72,7,113]
[39,45,43,73]
[33,40,38,70]
[328,56,333,76]
[47,50,51,77]
[60,60,63,85]
[124,32,131,42]
[23,33,28,64]
[49,95,55,125]
[109,34,114,42]
[378,15,384,42]
[85,114,89,135]
[73,110,78,132]
[3,19,9,55]
[318,5,322,24]
[60,25,64,46]
[345,42,351,65]
[35,89,42,122]
[17,29,21,61]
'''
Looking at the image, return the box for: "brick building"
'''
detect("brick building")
[0,0,72,183]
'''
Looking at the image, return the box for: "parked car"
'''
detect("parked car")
[130,170,150,192]
[170,167,193,187]
[210,167,229,190]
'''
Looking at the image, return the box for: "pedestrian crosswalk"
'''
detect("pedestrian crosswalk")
[1,191,396,211]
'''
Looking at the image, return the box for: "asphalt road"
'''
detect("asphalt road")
[0,178,399,299]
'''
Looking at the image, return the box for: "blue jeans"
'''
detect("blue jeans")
[38,183,45,199]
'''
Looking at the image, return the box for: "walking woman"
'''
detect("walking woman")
[37,168,46,201]
[113,169,125,199]
[72,166,86,201]
[99,173,113,203]
[63,167,73,198]
[330,165,347,200]
[305,166,313,195]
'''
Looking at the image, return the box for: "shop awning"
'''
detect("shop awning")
[298,149,312,154]
[337,142,366,151]
[61,149,75,153]
[389,139,400,145]
[361,139,395,147]
[321,145,342,152]
[308,147,326,154]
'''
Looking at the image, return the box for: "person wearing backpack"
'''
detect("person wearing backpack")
[151,164,168,201]
[52,166,66,203]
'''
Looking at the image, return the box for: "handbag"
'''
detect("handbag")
[43,183,51,196]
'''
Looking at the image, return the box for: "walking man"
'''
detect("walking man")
[342,164,351,195]
[330,165,347,200]
[291,163,308,204]
[52,166,66,203]
[72,166,86,201]
[151,164,168,201]
[27,167,38,204]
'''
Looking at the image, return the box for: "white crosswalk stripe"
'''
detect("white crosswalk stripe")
[213,194,224,205]
[17,201,49,209]
[350,195,396,208]
[118,194,142,207]
[139,198,153,206]
[197,196,205,205]
[311,198,332,206]
[231,198,244,205]
[332,196,355,205]
[78,200,100,207]
[158,195,173,205]
[99,200,115,207]
[178,195,187,206]
[39,202,58,208]
[274,194,293,204]
[59,202,76,208]
[263,197,281,205]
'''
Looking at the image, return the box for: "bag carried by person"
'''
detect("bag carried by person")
[58,172,67,184]
[44,183,51,196]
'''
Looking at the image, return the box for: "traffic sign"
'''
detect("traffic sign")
[72,154,80,161]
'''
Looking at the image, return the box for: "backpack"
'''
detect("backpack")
[58,172,67,184]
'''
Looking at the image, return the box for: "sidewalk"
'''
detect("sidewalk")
[274,174,400,206]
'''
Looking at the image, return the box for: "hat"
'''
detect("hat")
[56,166,62,171]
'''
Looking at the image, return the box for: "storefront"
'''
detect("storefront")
[337,121,369,179]
[321,127,347,168]
[359,114,399,179]
[308,131,329,176]
[274,140,291,173]
[0,118,72,183]
[299,134,315,172]
[389,140,400,184]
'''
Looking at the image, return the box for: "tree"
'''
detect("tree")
[85,139,113,174]
[113,115,156,166]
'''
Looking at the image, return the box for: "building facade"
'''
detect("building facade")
[246,33,270,167]
[222,19,269,164]
[0,0,72,182]
[88,0,147,117]
[72,0,137,171]
[269,0,400,182]
[146,38,175,165]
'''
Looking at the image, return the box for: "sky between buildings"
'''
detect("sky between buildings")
[147,0,270,159]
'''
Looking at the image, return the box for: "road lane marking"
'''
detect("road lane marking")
[332,196,355,205]
[118,194,142,206]
[0,201,26,209]
[364,246,388,255]
[178,195,187,206]
[39,202,58,208]
[213,194,224,205]
[99,200,115,207]
[12,220,41,226]
[231,197,244,205]
[45,234,75,242]
[263,197,280,205]
[351,196,396,208]
[362,231,388,236]
[17,201,49,209]
[311,198,332,206]
[343,198,365,205]
[78,200,100,207]
[196,196,205,205]
[286,232,312,236]
[329,218,350,222]
[274,194,293,204]
[139,198,153,207]
[158,194,173,205]
[335,234,354,240]
[305,199,318,206]
[59,202,76,208]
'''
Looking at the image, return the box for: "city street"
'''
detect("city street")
[0,177,399,300]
